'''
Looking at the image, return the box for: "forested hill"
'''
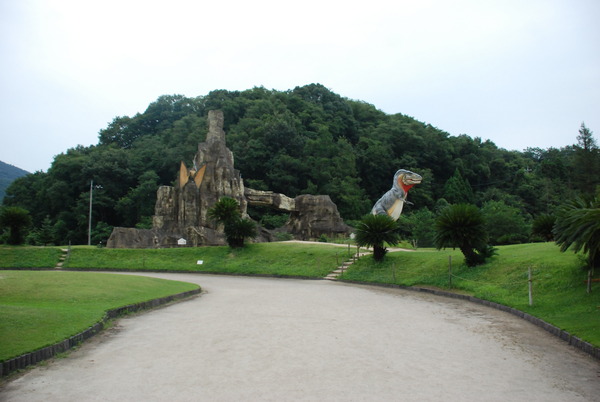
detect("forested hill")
[3,84,598,245]
[0,161,29,202]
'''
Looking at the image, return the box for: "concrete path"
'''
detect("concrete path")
[1,273,599,401]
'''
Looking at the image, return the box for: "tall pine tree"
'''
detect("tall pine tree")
[574,123,600,196]
[442,168,474,204]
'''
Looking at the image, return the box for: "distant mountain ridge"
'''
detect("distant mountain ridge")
[0,160,29,202]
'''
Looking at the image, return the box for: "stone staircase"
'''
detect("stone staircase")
[55,248,69,269]
[324,249,371,280]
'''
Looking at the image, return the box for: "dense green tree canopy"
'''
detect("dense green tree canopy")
[0,206,32,245]
[3,84,598,245]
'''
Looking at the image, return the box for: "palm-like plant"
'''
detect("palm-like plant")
[554,196,600,271]
[207,197,240,223]
[208,197,256,248]
[531,213,556,242]
[355,214,401,261]
[224,217,257,248]
[434,204,492,267]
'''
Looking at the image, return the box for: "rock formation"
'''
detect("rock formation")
[106,110,351,248]
[151,109,247,246]
[283,195,351,240]
[244,188,295,212]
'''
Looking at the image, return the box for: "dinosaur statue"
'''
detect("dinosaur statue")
[371,169,422,220]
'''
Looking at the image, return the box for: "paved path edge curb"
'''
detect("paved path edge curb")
[0,287,201,378]
[337,279,600,361]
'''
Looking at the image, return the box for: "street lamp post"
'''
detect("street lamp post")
[88,180,102,246]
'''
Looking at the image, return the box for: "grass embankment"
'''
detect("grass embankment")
[0,246,63,268]
[63,242,346,277]
[342,242,600,346]
[0,271,199,361]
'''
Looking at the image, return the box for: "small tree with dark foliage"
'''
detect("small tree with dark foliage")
[554,196,600,290]
[434,204,496,267]
[355,214,401,261]
[208,197,256,248]
[531,214,556,242]
[0,206,32,245]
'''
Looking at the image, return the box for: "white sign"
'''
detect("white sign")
[197,260,204,265]
[177,238,187,246]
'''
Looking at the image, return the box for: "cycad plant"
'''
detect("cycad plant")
[355,214,401,261]
[208,197,256,248]
[207,197,240,223]
[531,213,556,242]
[554,196,600,272]
[434,203,494,267]
[223,218,257,248]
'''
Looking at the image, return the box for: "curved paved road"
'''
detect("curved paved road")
[1,273,599,401]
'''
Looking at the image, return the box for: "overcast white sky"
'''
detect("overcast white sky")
[1,0,599,173]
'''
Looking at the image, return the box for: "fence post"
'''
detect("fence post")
[528,267,533,306]
[392,262,396,283]
[448,255,452,288]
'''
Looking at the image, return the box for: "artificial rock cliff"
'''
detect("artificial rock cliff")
[106,110,351,248]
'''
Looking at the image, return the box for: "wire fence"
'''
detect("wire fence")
[449,273,528,286]
[334,248,595,305]
[447,255,535,305]
[348,255,540,305]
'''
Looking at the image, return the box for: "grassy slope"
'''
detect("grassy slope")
[0,271,199,361]
[63,243,346,277]
[342,242,600,345]
[0,246,63,268]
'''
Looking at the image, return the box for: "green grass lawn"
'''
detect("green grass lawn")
[343,242,600,346]
[0,271,199,361]
[0,246,63,268]
[63,242,347,277]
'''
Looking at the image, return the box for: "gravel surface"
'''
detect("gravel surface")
[1,273,599,401]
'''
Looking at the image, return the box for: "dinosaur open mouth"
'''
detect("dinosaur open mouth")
[405,175,422,185]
